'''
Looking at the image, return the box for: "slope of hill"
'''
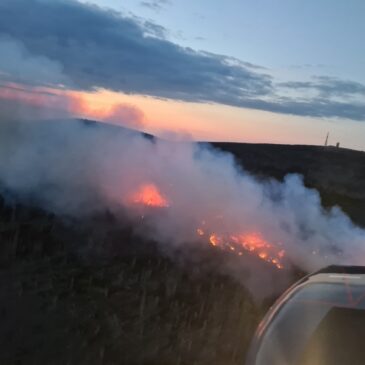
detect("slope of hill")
[213,142,365,227]
[0,120,364,364]
[0,196,263,365]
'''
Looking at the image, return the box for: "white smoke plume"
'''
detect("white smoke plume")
[0,36,70,87]
[1,117,365,295]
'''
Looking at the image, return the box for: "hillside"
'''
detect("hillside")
[213,142,365,227]
[0,197,265,365]
[0,128,364,364]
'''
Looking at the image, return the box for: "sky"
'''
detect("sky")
[0,0,364,149]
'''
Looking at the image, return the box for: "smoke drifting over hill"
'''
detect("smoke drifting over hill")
[1,117,365,295]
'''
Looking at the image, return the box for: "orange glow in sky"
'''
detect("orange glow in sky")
[1,83,364,150]
[69,88,365,150]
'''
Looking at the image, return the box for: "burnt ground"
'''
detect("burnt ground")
[0,141,364,365]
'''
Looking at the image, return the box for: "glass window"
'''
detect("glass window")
[255,282,365,365]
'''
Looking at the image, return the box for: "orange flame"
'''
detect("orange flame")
[209,234,221,246]
[197,228,205,236]
[130,184,169,208]
[129,183,285,269]
[204,231,285,269]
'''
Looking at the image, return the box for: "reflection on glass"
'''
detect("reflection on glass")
[251,274,365,365]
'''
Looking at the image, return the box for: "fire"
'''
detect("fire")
[130,184,169,208]
[129,182,285,269]
[205,231,285,269]
[259,252,268,259]
[197,228,205,236]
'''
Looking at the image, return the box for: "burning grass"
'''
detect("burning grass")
[202,230,285,269]
[130,184,169,208]
[128,183,286,269]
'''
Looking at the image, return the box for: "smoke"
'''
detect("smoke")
[102,103,145,129]
[0,36,70,87]
[1,117,365,296]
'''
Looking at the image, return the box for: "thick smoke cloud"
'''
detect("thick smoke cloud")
[0,83,146,130]
[0,87,74,122]
[1,0,365,121]
[0,37,70,88]
[1,117,365,290]
[97,103,145,129]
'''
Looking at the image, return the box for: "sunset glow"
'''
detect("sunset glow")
[1,83,364,150]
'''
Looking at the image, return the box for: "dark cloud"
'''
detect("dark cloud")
[235,98,365,121]
[0,0,364,121]
[140,0,171,11]
[0,0,271,99]
[279,76,365,98]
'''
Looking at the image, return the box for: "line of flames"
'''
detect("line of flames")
[197,228,284,269]
[129,183,285,269]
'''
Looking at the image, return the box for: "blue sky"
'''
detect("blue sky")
[0,0,364,149]
[87,0,365,82]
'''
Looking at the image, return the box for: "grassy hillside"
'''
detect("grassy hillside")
[0,139,364,364]
[0,197,264,365]
[213,143,365,227]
